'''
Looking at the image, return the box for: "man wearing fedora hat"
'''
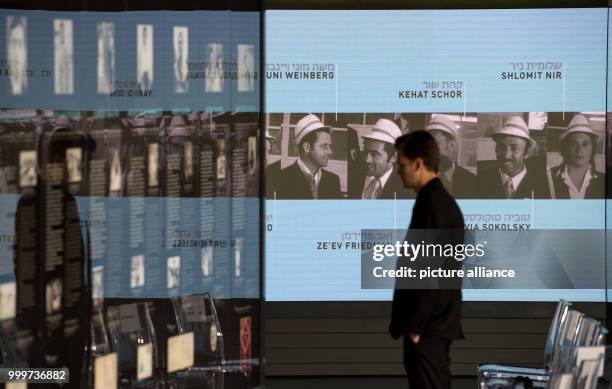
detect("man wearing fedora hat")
[276,114,341,199]
[478,115,550,199]
[349,118,413,199]
[547,113,604,199]
[426,115,476,199]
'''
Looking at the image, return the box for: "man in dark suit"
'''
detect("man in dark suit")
[477,116,550,199]
[275,114,341,199]
[349,118,414,199]
[426,115,476,198]
[390,130,464,389]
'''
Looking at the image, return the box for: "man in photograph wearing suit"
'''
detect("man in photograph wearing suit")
[349,119,413,199]
[478,115,549,199]
[276,114,341,199]
[426,115,476,198]
[390,130,464,389]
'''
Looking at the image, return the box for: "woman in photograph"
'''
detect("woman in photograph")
[548,114,604,199]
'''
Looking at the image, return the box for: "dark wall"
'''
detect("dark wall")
[263,300,605,377]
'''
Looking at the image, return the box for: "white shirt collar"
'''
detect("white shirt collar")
[499,166,527,190]
[560,165,593,199]
[362,167,394,199]
[297,157,321,185]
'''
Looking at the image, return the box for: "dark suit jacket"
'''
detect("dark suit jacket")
[450,165,477,199]
[389,178,464,341]
[477,165,550,199]
[349,172,415,199]
[275,161,342,199]
[549,165,604,199]
[265,160,282,198]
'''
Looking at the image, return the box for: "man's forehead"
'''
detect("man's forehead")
[364,139,387,150]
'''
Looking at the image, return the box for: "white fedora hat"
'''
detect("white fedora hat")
[295,114,329,145]
[492,115,536,149]
[559,113,599,142]
[362,118,402,145]
[425,115,459,140]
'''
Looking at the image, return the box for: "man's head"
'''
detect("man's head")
[361,119,402,177]
[295,114,332,170]
[395,130,440,191]
[425,115,459,171]
[492,116,534,176]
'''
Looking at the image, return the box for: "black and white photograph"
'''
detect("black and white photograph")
[173,26,188,93]
[66,147,82,183]
[545,112,605,199]
[266,112,604,200]
[237,44,255,92]
[97,22,115,95]
[19,149,37,188]
[130,254,145,289]
[248,135,257,175]
[184,141,193,181]
[45,278,62,314]
[148,142,159,187]
[167,256,180,289]
[201,246,213,277]
[6,16,27,96]
[137,24,154,90]
[53,18,74,95]
[216,139,227,180]
[205,43,223,92]
[109,148,122,193]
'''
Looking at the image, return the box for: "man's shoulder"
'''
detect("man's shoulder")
[321,168,340,182]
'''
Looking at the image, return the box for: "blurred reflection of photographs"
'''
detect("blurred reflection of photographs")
[234,238,242,278]
[97,22,115,95]
[19,150,37,188]
[205,43,223,92]
[45,278,62,314]
[201,246,213,277]
[167,256,180,289]
[130,255,145,289]
[109,148,122,193]
[0,281,16,320]
[184,141,193,181]
[6,16,27,95]
[147,143,159,187]
[53,19,74,95]
[173,26,188,93]
[92,266,104,304]
[216,139,226,180]
[248,136,257,174]
[137,24,154,90]
[66,147,82,183]
[237,44,254,92]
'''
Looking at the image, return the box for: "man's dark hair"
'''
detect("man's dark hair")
[395,130,440,172]
[298,128,330,156]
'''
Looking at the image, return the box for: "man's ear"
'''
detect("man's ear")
[302,142,311,154]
